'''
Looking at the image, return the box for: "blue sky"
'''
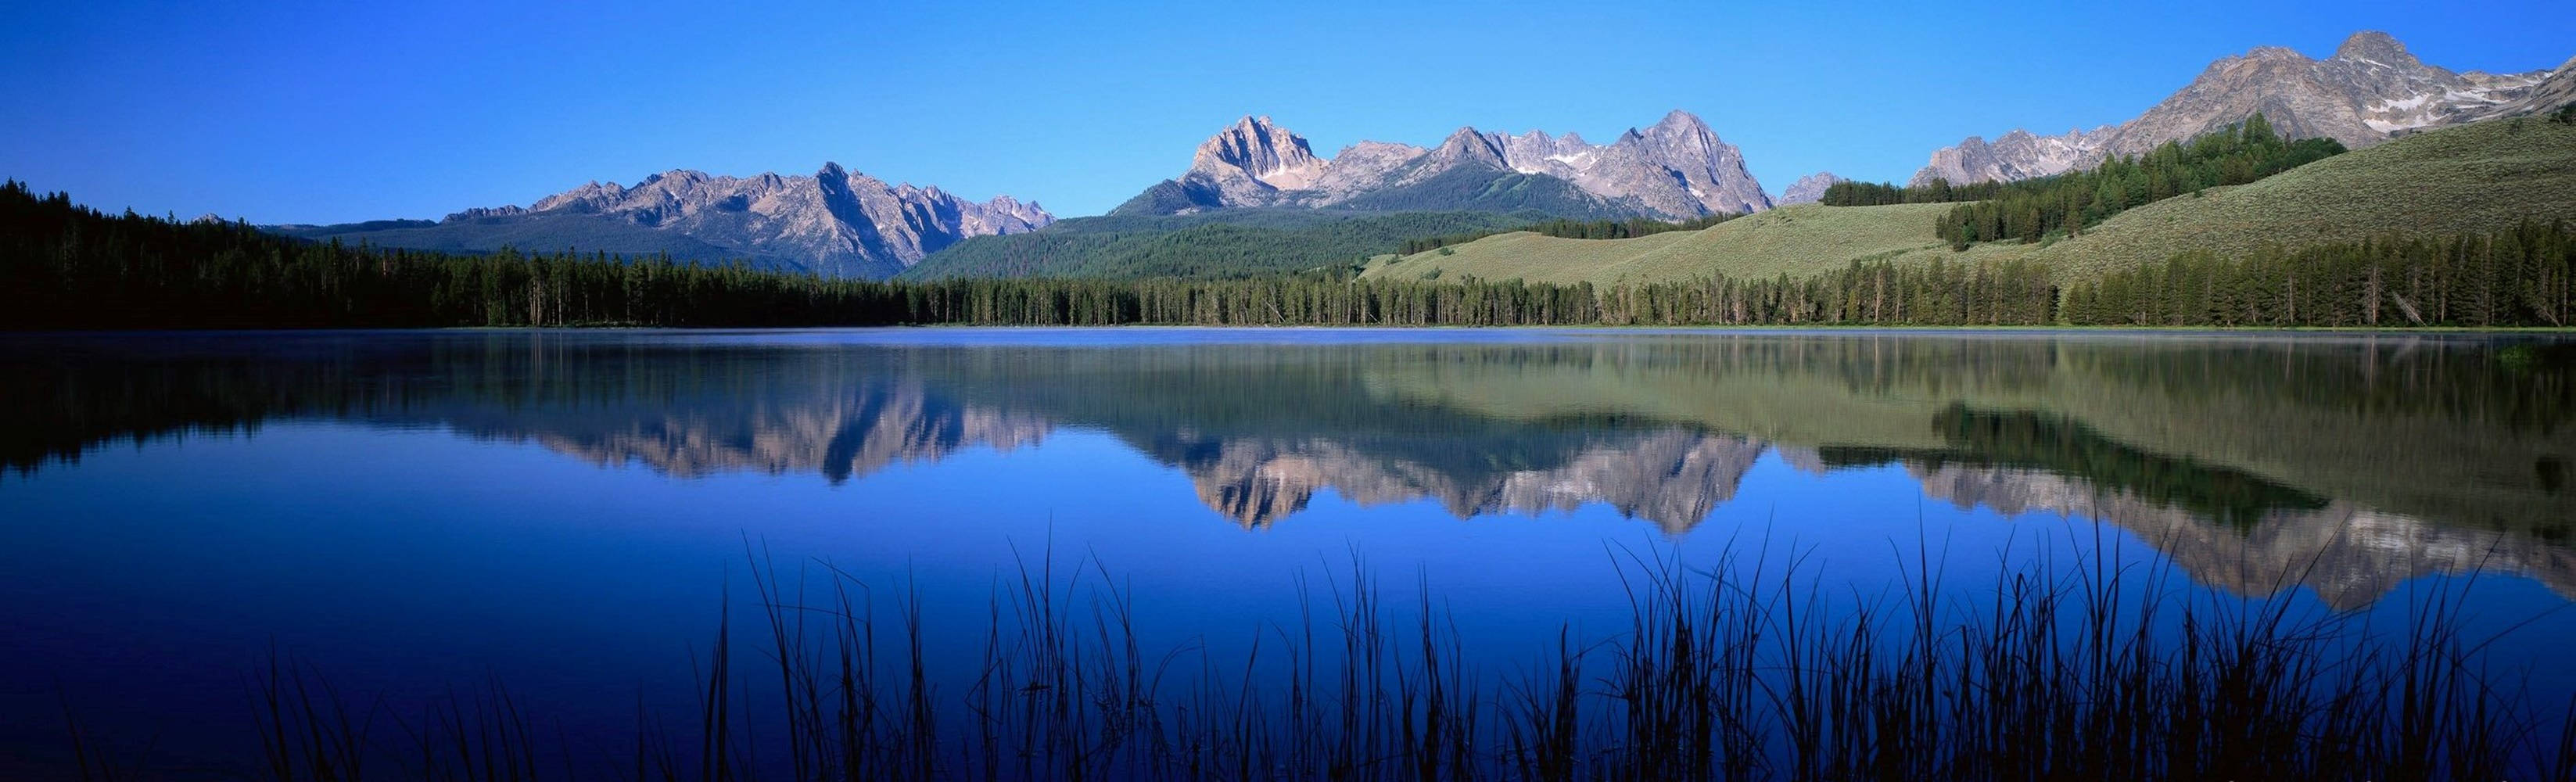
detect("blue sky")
[2,0,2570,223]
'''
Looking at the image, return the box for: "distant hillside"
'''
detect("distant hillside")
[1363,115,2576,287]
[2025,114,2576,278]
[897,209,1545,280]
[1362,203,2037,286]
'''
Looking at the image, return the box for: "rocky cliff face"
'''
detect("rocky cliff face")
[1775,172,1848,206]
[1121,111,1772,220]
[1182,115,1333,204]
[1909,127,2111,188]
[1909,31,2574,186]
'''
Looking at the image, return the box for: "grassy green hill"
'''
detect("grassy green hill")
[1360,203,2040,285]
[2026,117,2576,278]
[898,209,1548,280]
[1362,116,2576,286]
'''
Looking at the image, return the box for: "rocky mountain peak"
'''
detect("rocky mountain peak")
[1189,115,1326,189]
[1776,172,1846,206]
[640,169,708,187]
[2239,45,2308,63]
[1426,127,1510,170]
[1909,30,2569,187]
[2334,30,2420,70]
[1650,108,1710,134]
[1118,110,1773,220]
[444,205,528,221]
[330,161,1048,279]
[529,180,630,213]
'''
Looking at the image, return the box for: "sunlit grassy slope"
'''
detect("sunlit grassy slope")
[1359,203,2038,285]
[1362,117,2576,286]
[2027,117,2576,278]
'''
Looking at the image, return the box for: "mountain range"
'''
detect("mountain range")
[262,30,2574,279]
[1908,30,2576,186]
[273,163,1053,278]
[1111,110,1773,220]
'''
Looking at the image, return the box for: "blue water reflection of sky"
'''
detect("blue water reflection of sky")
[6,328,2574,777]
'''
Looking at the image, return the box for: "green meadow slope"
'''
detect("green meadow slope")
[2027,117,2576,278]
[1362,117,2576,286]
[1360,203,2039,285]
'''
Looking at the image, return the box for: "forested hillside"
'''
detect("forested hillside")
[895,209,1544,280]
[2024,113,2576,277]
[1932,115,2343,247]
[1369,115,2576,289]
[1823,114,2345,247]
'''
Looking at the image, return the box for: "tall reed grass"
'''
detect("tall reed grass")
[65,532,2576,781]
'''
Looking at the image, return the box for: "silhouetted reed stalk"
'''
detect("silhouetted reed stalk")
[71,531,2576,780]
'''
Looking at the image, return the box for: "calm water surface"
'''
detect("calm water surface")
[4,328,2572,776]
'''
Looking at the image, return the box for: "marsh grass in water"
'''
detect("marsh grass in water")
[61,531,2576,781]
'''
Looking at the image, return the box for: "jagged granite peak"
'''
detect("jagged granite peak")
[1189,115,1329,191]
[1594,109,1773,215]
[1911,126,2113,187]
[443,205,528,221]
[2334,30,2422,70]
[1310,140,1430,196]
[1776,172,1847,206]
[1118,110,1771,219]
[1415,127,1514,174]
[1908,30,2569,186]
[382,163,1053,279]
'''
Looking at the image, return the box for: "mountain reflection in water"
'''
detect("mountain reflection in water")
[5,328,2569,608]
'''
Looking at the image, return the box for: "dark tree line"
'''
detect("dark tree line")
[1817,178,2007,206]
[1604,256,2058,326]
[11,181,2565,330]
[1820,114,2345,249]
[0,181,917,328]
[2063,221,2576,327]
[0,181,2067,329]
[1397,213,1741,255]
[906,210,1536,280]
[906,255,2059,328]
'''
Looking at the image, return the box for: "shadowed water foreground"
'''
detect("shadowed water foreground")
[77,542,2576,781]
[6,328,2574,780]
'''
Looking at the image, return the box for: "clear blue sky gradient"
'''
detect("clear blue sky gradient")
[3,0,2570,223]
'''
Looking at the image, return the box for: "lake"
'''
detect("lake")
[5,328,2574,780]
